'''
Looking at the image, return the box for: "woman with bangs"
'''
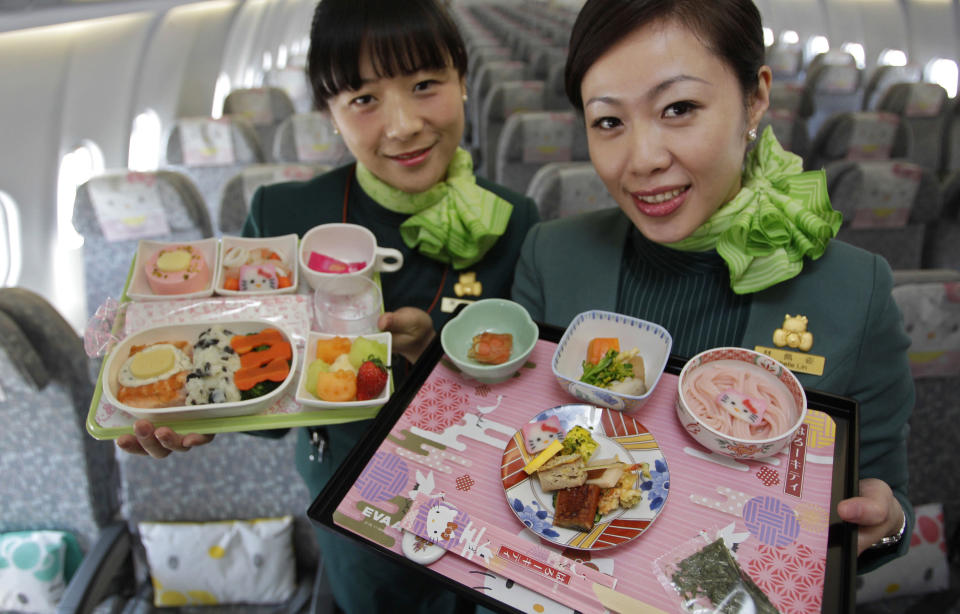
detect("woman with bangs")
[117,0,538,611]
[513,0,914,573]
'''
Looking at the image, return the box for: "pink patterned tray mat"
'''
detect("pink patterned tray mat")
[334,339,840,613]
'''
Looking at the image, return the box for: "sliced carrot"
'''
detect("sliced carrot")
[239,340,292,369]
[223,276,240,291]
[277,276,292,288]
[234,356,290,391]
[315,369,357,402]
[231,328,285,354]
[315,336,352,363]
[587,337,620,365]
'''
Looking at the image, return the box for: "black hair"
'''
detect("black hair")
[565,0,765,111]
[306,0,468,110]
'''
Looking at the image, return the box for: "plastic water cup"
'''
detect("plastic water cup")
[313,276,382,334]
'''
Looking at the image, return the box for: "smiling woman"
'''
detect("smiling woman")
[512,0,915,576]
[114,1,540,613]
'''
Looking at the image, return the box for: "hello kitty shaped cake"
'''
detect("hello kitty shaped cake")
[522,415,563,454]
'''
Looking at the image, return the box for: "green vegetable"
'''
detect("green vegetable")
[580,349,634,388]
[670,539,779,614]
[240,379,280,400]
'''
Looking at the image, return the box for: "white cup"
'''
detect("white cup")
[313,275,383,334]
[299,223,403,290]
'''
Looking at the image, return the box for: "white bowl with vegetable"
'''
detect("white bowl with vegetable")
[552,310,672,412]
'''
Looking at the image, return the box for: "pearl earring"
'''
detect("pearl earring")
[748,127,758,142]
[462,93,468,102]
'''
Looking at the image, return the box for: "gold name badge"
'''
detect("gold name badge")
[441,296,475,313]
[754,346,825,376]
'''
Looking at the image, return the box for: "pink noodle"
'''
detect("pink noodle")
[683,360,798,439]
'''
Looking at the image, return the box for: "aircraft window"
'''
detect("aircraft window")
[842,43,866,70]
[244,67,263,88]
[263,51,273,72]
[277,44,288,69]
[780,30,800,46]
[57,142,104,249]
[879,49,908,67]
[212,72,232,119]
[805,36,830,63]
[0,191,22,287]
[925,58,958,97]
[128,109,162,172]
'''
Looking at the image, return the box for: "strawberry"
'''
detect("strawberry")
[356,356,388,401]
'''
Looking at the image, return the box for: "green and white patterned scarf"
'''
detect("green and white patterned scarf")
[667,126,842,294]
[355,148,513,269]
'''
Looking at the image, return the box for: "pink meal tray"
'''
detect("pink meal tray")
[313,335,857,614]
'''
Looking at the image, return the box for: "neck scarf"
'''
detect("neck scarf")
[666,126,842,294]
[354,148,513,269]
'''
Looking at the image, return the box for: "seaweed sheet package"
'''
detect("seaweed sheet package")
[655,536,780,614]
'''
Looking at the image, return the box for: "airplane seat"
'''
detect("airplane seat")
[768,81,812,117]
[71,170,214,320]
[861,64,923,111]
[825,159,941,270]
[467,60,529,161]
[877,82,951,173]
[67,430,333,614]
[271,111,352,167]
[940,97,960,177]
[525,161,618,221]
[765,44,805,84]
[923,170,960,270]
[222,87,297,163]
[164,116,266,234]
[465,44,512,83]
[0,287,125,614]
[528,45,567,81]
[758,109,810,160]
[806,111,910,172]
[477,80,547,178]
[801,50,864,140]
[854,271,960,612]
[542,59,573,112]
[219,163,329,235]
[494,110,588,194]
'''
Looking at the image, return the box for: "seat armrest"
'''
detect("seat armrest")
[57,522,133,614]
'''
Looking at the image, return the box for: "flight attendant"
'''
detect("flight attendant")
[119,0,539,611]
[512,0,913,571]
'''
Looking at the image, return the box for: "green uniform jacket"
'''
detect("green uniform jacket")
[512,208,915,571]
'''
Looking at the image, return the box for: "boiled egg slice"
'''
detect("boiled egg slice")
[118,343,192,387]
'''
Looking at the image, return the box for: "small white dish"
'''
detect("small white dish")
[552,310,672,412]
[102,319,297,421]
[214,234,298,296]
[127,238,218,301]
[296,330,392,409]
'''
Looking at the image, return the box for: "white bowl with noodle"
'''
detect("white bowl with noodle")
[676,347,807,460]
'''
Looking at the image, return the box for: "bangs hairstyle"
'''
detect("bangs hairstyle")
[307,0,467,110]
[565,0,765,111]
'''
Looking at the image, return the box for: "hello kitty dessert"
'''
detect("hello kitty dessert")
[521,415,563,454]
[144,244,211,295]
[221,246,293,293]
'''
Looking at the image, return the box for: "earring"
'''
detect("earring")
[462,93,468,102]
[748,127,758,142]
[332,126,339,135]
